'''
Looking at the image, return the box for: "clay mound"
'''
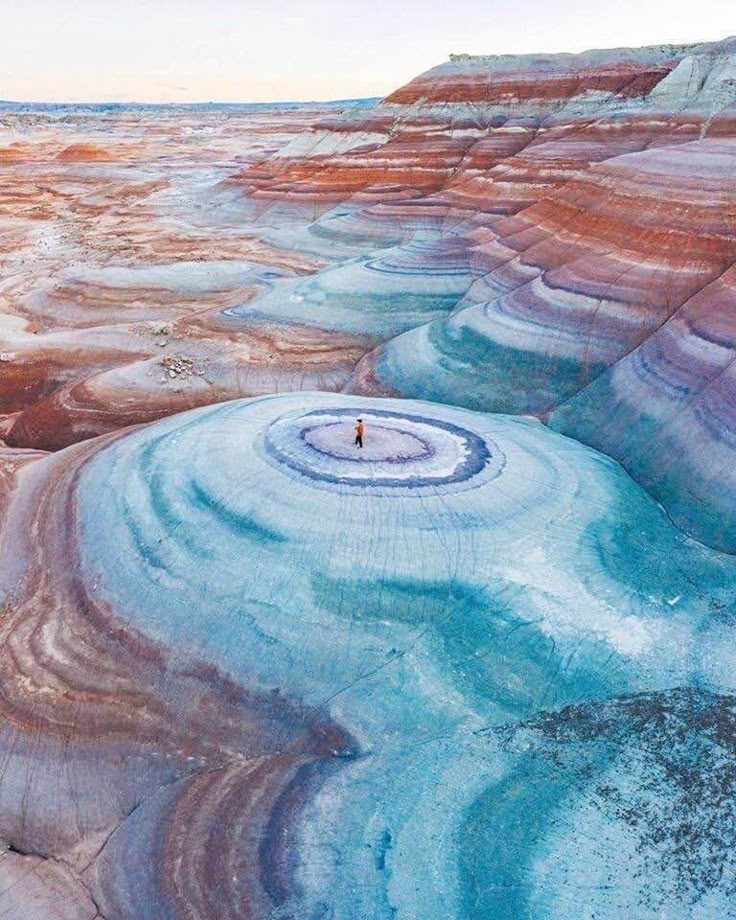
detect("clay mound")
[56,142,117,162]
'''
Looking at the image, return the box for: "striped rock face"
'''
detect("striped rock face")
[351,135,736,548]
[337,38,736,548]
[0,103,369,452]
[3,393,736,919]
[2,35,736,920]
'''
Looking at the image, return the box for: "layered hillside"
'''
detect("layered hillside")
[4,41,736,548]
[2,393,736,919]
[2,42,735,531]
[226,37,736,549]
[2,42,736,919]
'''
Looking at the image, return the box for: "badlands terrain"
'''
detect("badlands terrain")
[1,36,736,919]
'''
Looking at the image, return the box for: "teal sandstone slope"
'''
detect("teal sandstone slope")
[1,38,736,920]
[79,394,736,918]
[0,390,733,919]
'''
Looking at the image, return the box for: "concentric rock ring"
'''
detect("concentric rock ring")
[263,407,498,492]
[58,392,736,920]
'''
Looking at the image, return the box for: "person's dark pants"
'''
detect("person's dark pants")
[355,435,363,448]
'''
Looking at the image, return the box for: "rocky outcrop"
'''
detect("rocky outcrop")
[3,36,736,920]
[1,394,735,917]
[344,37,736,550]
[3,42,736,546]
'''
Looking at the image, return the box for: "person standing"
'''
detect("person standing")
[354,418,365,448]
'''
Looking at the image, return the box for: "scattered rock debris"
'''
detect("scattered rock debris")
[135,321,174,344]
[158,354,208,383]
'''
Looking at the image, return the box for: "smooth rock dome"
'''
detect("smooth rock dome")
[71,392,736,919]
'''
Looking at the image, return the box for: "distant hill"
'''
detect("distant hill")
[0,98,380,115]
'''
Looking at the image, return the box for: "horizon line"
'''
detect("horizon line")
[0,96,384,108]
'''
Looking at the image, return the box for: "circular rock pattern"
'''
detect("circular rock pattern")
[263,407,497,493]
[72,392,736,920]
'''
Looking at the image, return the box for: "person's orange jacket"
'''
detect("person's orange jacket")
[356,422,365,437]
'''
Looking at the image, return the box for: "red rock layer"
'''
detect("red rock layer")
[0,435,352,914]
[0,106,371,447]
[228,116,479,215]
[4,315,371,451]
[349,135,736,547]
[3,39,736,483]
[385,51,684,106]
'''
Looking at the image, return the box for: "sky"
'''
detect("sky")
[1,0,735,103]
